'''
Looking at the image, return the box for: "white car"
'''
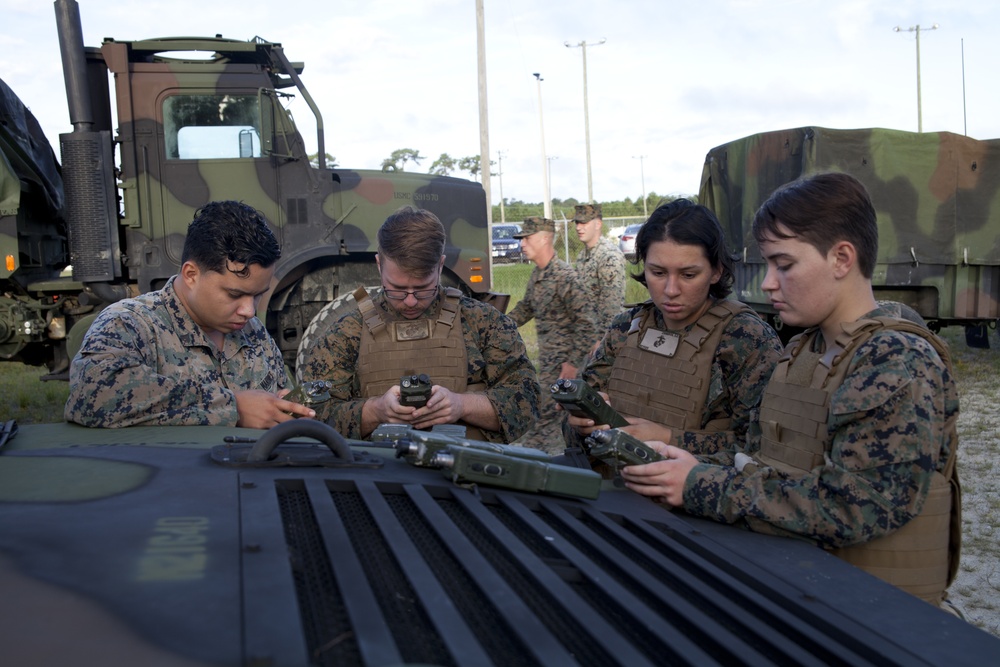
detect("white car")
[618,223,643,260]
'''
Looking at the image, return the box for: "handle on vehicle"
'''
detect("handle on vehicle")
[247,419,354,462]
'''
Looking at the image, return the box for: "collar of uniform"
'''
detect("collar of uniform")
[163,276,254,356]
[585,235,613,256]
[534,257,563,278]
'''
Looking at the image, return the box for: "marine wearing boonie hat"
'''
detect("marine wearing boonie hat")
[514,216,556,237]
[573,203,602,223]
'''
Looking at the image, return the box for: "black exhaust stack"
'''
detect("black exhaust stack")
[54,0,120,290]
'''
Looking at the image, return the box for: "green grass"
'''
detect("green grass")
[1,362,69,424]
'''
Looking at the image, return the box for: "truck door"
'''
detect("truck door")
[157,90,281,271]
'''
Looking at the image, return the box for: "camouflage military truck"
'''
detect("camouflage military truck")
[699,126,1000,346]
[0,0,499,378]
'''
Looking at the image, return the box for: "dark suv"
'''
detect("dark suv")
[492,223,523,263]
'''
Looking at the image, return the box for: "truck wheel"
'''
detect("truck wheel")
[295,286,379,381]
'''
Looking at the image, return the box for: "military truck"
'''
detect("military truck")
[0,0,499,378]
[699,126,1000,346]
[2,418,998,666]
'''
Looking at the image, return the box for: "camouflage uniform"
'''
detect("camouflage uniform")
[576,236,626,335]
[579,300,782,452]
[65,277,287,427]
[575,219,626,335]
[682,304,959,551]
[297,290,540,443]
[508,247,598,453]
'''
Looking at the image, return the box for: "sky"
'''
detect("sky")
[3,0,999,207]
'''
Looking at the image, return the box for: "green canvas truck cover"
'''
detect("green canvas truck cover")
[700,126,1000,326]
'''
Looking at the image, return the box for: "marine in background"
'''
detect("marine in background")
[574,203,626,348]
[507,216,598,453]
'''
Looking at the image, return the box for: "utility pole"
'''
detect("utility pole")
[893,23,939,133]
[632,155,647,218]
[565,37,605,203]
[533,73,552,219]
[547,155,558,208]
[497,149,507,223]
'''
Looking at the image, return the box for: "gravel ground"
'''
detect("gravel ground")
[948,360,1000,637]
[945,333,1000,638]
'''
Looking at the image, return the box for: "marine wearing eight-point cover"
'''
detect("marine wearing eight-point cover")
[573,203,626,336]
[297,288,540,443]
[507,216,598,452]
[65,278,287,427]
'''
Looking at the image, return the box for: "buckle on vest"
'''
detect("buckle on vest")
[393,320,431,341]
[638,328,680,357]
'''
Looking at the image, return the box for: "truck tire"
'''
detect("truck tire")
[295,286,379,381]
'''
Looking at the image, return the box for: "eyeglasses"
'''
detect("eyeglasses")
[383,285,439,301]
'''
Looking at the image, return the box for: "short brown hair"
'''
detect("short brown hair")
[377,206,446,276]
[752,172,879,278]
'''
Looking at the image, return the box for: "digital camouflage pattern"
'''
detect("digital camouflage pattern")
[683,303,959,549]
[514,216,556,236]
[572,203,602,223]
[1,3,497,374]
[507,258,598,452]
[296,290,540,444]
[65,277,287,427]
[699,126,1000,335]
[576,235,626,335]
[579,300,782,452]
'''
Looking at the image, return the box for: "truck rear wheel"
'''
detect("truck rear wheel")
[295,286,379,381]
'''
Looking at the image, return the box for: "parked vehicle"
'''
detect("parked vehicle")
[492,223,523,263]
[3,418,996,665]
[0,0,499,378]
[700,125,1000,346]
[618,223,643,260]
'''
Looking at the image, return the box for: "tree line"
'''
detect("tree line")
[309,148,694,220]
[496,194,690,223]
[309,148,485,179]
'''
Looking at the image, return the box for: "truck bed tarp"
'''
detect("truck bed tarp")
[0,77,63,217]
[699,126,1000,266]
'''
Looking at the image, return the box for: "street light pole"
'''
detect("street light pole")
[565,38,605,204]
[632,155,647,218]
[533,73,552,220]
[894,23,939,133]
[547,155,558,206]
